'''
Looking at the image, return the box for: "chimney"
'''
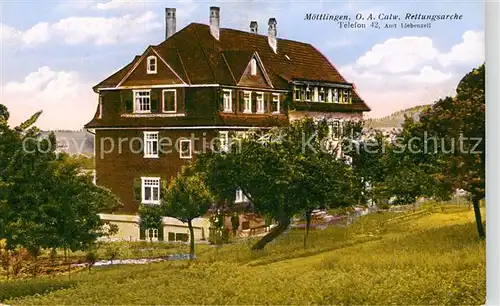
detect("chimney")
[165,8,176,39]
[210,6,220,40]
[268,18,277,53]
[250,21,258,34]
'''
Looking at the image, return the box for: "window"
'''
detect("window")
[327,88,332,103]
[147,56,157,74]
[256,92,264,113]
[294,86,301,101]
[319,88,325,102]
[134,90,151,113]
[343,89,350,103]
[98,96,103,119]
[163,89,176,113]
[146,228,158,240]
[271,93,280,114]
[141,177,160,205]
[331,121,341,140]
[305,87,312,101]
[179,139,192,159]
[235,188,248,203]
[250,58,257,76]
[313,87,319,102]
[241,221,250,230]
[144,132,159,158]
[243,91,252,113]
[333,89,339,103]
[219,131,229,152]
[223,89,232,112]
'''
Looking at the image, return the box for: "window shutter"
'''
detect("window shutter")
[151,90,159,112]
[264,93,270,113]
[158,224,164,241]
[133,178,142,202]
[251,93,257,113]
[238,91,244,113]
[139,224,146,240]
[122,91,133,113]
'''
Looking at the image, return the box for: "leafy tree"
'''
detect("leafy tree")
[139,205,164,242]
[392,64,485,239]
[0,104,122,258]
[197,117,354,250]
[162,166,214,258]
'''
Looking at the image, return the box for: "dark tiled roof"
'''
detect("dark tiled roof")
[97,23,351,89]
[93,22,369,111]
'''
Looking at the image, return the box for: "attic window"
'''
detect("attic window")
[319,88,325,102]
[250,58,257,76]
[147,56,157,74]
[305,87,312,101]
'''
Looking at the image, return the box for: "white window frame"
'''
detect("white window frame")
[141,177,161,205]
[313,87,319,102]
[305,86,312,101]
[146,228,159,240]
[223,89,232,112]
[98,95,103,119]
[235,188,248,203]
[134,90,152,113]
[319,88,326,102]
[331,120,341,140]
[333,89,339,103]
[327,88,332,103]
[147,56,157,74]
[243,91,252,113]
[219,131,229,152]
[144,131,159,158]
[162,89,177,113]
[272,93,280,114]
[343,89,350,103]
[179,139,192,159]
[256,92,264,113]
[294,86,301,101]
[250,58,257,76]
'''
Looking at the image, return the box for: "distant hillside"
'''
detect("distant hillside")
[366,104,431,129]
[41,130,94,156]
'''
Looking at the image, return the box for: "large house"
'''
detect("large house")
[85,6,370,242]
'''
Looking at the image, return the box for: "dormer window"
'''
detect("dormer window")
[333,89,339,103]
[147,56,157,74]
[342,89,350,103]
[243,91,252,113]
[223,89,232,112]
[294,86,301,101]
[134,90,151,113]
[319,88,325,102]
[250,58,257,76]
[327,88,332,102]
[305,86,312,101]
[313,87,319,102]
[98,95,103,119]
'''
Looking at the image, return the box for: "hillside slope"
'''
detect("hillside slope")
[366,104,431,129]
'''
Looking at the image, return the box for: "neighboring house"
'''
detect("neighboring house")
[84,6,370,242]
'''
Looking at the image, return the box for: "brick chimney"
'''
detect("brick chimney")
[250,21,258,34]
[210,6,220,40]
[268,18,277,53]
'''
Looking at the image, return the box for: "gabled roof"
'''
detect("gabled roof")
[94,22,368,110]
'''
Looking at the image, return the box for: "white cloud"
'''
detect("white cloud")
[1,11,161,46]
[438,30,485,67]
[2,67,96,130]
[94,0,151,11]
[343,30,484,118]
[356,36,438,74]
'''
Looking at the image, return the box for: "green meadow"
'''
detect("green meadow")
[0,203,485,305]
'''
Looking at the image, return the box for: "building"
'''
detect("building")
[84,6,370,242]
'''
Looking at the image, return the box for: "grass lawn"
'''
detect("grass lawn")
[0,204,485,305]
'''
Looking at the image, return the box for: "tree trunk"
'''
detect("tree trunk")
[187,219,195,260]
[252,217,291,250]
[472,197,485,240]
[303,210,312,248]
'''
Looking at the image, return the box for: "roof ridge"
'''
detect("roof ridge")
[192,24,218,84]
[221,53,237,84]
[176,48,191,85]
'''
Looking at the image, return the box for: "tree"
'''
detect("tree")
[139,205,164,242]
[197,117,354,250]
[162,166,214,258]
[393,64,485,239]
[0,104,122,258]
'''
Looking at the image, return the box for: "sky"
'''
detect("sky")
[0,0,484,130]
